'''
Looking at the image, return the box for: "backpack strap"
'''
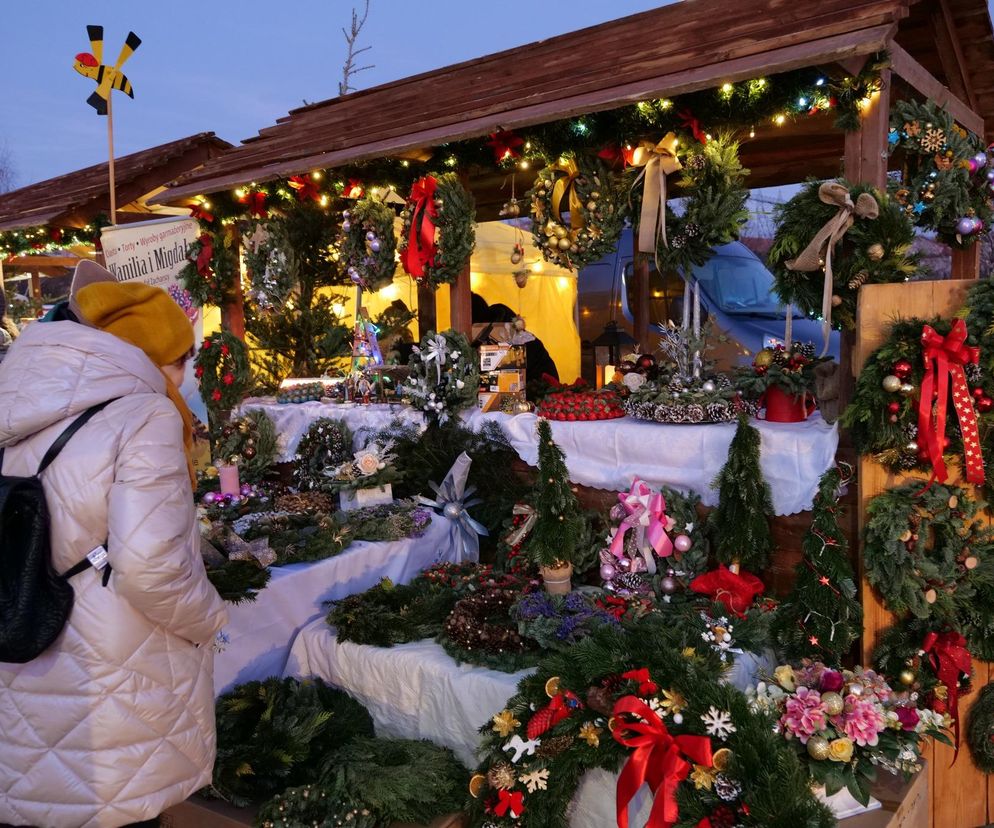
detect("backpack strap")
[37,398,120,476]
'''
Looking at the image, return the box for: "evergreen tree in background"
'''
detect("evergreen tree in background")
[772,465,861,664]
[709,415,773,571]
[526,419,583,567]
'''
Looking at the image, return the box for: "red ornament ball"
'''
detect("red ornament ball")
[635,354,656,371]
[979,396,994,413]
[973,387,985,399]
[887,401,901,414]
[893,359,913,379]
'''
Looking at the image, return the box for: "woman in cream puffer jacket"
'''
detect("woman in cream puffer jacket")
[0,320,228,828]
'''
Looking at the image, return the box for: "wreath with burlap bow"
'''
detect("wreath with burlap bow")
[398,173,475,288]
[178,229,238,307]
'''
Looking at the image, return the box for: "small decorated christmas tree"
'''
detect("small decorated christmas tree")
[772,465,861,663]
[526,419,583,593]
[709,415,773,571]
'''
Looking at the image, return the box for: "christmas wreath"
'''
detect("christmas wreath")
[889,99,994,249]
[967,681,994,773]
[841,317,989,483]
[215,410,278,483]
[406,329,479,423]
[626,132,749,275]
[294,418,355,491]
[528,155,623,271]
[398,173,475,288]
[466,615,833,828]
[194,331,251,412]
[769,179,917,334]
[439,587,542,673]
[177,229,238,307]
[339,196,397,291]
[241,220,295,311]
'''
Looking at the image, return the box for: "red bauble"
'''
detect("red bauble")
[887,401,901,414]
[973,387,985,399]
[635,354,655,370]
[978,396,994,413]
[893,359,913,379]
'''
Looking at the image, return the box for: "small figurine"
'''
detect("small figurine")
[356,374,372,405]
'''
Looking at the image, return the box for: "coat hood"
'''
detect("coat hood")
[0,320,166,447]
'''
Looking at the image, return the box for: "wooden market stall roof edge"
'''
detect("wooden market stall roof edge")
[0,132,232,232]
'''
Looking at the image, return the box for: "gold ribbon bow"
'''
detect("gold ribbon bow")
[787,181,879,355]
[548,159,586,239]
[630,133,682,253]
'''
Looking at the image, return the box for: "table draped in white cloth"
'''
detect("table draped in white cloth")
[213,514,462,694]
[284,619,774,828]
[242,399,838,515]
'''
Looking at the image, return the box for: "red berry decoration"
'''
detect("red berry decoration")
[979,396,994,413]
[887,401,901,414]
[893,359,913,379]
[974,387,985,399]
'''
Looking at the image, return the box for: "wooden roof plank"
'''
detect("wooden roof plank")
[888,41,984,133]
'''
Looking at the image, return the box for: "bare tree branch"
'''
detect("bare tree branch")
[339,0,374,96]
[0,141,15,194]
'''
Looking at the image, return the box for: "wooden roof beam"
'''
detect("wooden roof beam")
[887,41,984,135]
[930,0,978,110]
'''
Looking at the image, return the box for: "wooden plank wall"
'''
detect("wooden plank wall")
[855,280,989,828]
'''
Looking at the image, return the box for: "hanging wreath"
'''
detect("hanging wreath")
[398,173,475,288]
[627,132,749,275]
[177,229,238,307]
[339,196,397,291]
[405,329,479,423]
[968,682,994,773]
[294,417,355,491]
[841,317,989,484]
[528,155,623,271]
[241,220,295,311]
[889,99,994,249]
[194,331,251,411]
[769,180,917,336]
[216,410,279,483]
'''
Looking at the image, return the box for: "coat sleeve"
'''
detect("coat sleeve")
[107,397,228,645]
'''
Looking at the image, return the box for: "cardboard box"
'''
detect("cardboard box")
[839,766,928,828]
[339,484,393,512]
[497,370,525,393]
[480,344,526,372]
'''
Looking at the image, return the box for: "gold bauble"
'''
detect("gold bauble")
[807,735,831,761]
[754,348,775,368]
[867,243,885,261]
[238,422,250,434]
[899,669,916,686]
[882,374,902,393]
[821,692,844,717]
[205,466,219,479]
[586,201,597,211]
[712,747,733,771]
[557,237,572,251]
[555,226,569,239]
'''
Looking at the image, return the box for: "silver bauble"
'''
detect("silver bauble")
[443,502,463,520]
[882,375,902,393]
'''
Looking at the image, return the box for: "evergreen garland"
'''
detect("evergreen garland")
[216,410,279,483]
[398,173,476,288]
[294,418,355,491]
[967,682,994,774]
[209,677,374,806]
[769,179,917,330]
[708,416,774,571]
[338,196,397,291]
[771,466,861,664]
[178,230,238,307]
[959,279,994,503]
[194,332,252,426]
[525,420,584,568]
[889,99,994,249]
[205,558,272,604]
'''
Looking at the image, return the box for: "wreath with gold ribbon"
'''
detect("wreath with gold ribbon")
[339,196,397,291]
[398,173,475,288]
[178,229,238,307]
[528,155,623,271]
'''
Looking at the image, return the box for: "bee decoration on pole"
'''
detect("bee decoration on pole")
[73,25,141,224]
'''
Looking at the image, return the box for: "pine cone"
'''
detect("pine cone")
[847,270,869,291]
[536,734,575,759]
[687,154,707,171]
[586,686,615,716]
[618,572,645,590]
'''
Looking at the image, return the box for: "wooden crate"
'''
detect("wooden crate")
[840,766,929,828]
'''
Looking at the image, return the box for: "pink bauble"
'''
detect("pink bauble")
[240,484,253,497]
[618,557,632,571]
[600,563,617,581]
[609,504,628,522]
[674,534,692,553]
[202,491,217,505]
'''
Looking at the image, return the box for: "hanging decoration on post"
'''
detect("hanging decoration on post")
[177,230,238,307]
[338,195,397,291]
[528,155,623,271]
[417,452,489,563]
[398,173,475,289]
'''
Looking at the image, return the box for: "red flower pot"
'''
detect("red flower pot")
[759,385,816,423]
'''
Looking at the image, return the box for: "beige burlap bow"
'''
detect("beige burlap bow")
[503,503,537,548]
[787,181,879,355]
[631,133,682,253]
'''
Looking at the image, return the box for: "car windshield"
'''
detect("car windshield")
[692,254,788,316]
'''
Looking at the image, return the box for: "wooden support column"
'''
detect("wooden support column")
[632,232,650,346]
[221,226,245,339]
[950,244,980,280]
[450,262,473,337]
[843,67,891,190]
[417,282,437,336]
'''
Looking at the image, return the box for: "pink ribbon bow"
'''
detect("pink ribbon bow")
[609,478,674,572]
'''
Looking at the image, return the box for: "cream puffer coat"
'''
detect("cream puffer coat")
[0,321,228,828]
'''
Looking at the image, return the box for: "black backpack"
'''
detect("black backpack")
[0,400,117,663]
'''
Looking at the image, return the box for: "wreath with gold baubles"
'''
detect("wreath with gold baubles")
[178,229,238,307]
[398,173,475,288]
[889,99,994,249]
[528,154,623,271]
[194,331,251,412]
[339,195,397,291]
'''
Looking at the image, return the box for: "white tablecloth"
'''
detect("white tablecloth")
[284,620,773,828]
[214,514,462,694]
[243,399,838,515]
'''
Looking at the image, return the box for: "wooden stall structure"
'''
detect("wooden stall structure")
[149,2,994,825]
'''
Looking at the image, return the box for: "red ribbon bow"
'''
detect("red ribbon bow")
[918,321,984,486]
[288,175,320,202]
[689,565,765,619]
[923,630,972,752]
[49,228,64,243]
[494,789,526,818]
[238,190,268,218]
[527,690,582,740]
[189,204,214,224]
[344,179,365,199]
[487,130,525,164]
[401,175,439,282]
[598,143,636,169]
[612,696,713,828]
[195,233,214,278]
[621,668,659,697]
[678,109,707,144]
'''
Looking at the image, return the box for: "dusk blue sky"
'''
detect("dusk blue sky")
[0,0,670,188]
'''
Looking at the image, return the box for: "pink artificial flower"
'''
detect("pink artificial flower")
[820,670,844,693]
[781,686,827,743]
[895,707,920,731]
[834,696,886,747]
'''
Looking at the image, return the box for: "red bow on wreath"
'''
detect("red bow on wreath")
[689,565,765,619]
[918,321,985,486]
[678,109,707,145]
[487,130,525,164]
[189,203,214,224]
[621,668,659,697]
[493,789,526,818]
[598,143,637,169]
[238,190,268,218]
[288,175,320,202]
[195,233,214,278]
[922,630,972,753]
[612,696,713,828]
[401,175,439,281]
[527,689,582,740]
[344,178,365,199]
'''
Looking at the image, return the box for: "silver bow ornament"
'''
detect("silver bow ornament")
[418,451,488,562]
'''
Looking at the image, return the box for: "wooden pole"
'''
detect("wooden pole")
[842,67,891,190]
[221,226,245,339]
[950,244,980,280]
[632,232,650,347]
[450,262,473,338]
[106,93,116,225]
[417,282,437,336]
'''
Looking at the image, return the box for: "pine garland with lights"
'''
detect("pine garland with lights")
[177,229,238,307]
[0,219,108,259]
[525,420,584,568]
[338,196,397,291]
[771,465,861,664]
[769,179,918,330]
[398,173,475,288]
[708,415,774,571]
[194,331,251,429]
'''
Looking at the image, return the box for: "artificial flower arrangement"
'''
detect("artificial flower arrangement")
[323,440,401,493]
[735,341,830,422]
[750,661,950,806]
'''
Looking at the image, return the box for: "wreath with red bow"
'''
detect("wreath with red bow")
[398,173,475,288]
[177,229,238,307]
[194,330,251,413]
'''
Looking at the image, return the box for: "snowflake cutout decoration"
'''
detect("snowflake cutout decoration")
[920,127,946,154]
[701,706,737,741]
[518,768,550,793]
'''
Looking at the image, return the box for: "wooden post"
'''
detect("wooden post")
[950,244,980,280]
[632,239,650,347]
[221,227,245,339]
[417,282,437,336]
[843,68,891,190]
[106,93,116,225]
[450,262,473,337]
